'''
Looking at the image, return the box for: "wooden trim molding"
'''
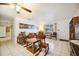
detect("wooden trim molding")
[59,39,69,42]
[0,37,6,38]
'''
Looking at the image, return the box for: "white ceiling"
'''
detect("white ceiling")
[0,5,16,20]
[0,3,79,23]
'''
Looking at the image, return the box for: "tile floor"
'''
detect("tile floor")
[0,38,70,56]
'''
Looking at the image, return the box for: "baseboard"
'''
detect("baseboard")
[59,39,69,42]
[0,37,6,38]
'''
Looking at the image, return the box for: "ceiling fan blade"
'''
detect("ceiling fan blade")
[0,3,32,13]
[0,3,10,5]
[21,6,32,13]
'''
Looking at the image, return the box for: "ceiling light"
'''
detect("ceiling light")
[15,4,21,12]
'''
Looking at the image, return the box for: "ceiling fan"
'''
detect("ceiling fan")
[0,3,32,14]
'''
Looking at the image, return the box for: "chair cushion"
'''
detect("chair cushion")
[28,33,37,38]
[39,43,49,48]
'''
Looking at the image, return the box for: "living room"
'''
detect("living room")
[0,3,79,56]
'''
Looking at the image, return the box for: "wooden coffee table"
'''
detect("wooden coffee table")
[26,38,40,54]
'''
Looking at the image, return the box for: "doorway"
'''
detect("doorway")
[0,20,12,41]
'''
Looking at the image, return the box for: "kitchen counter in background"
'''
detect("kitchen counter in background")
[70,40,79,56]
[70,40,79,45]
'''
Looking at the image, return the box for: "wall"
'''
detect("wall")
[56,20,70,40]
[74,8,79,17]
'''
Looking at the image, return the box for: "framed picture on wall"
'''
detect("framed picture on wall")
[19,23,28,29]
[19,23,35,29]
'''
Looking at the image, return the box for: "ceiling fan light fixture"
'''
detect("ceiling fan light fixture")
[16,4,21,12]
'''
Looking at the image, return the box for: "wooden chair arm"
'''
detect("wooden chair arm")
[33,40,41,44]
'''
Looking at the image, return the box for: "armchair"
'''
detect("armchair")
[36,31,49,56]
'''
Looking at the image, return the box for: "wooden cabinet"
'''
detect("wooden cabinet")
[70,16,79,56]
[69,16,79,40]
[70,42,76,56]
[70,42,79,56]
